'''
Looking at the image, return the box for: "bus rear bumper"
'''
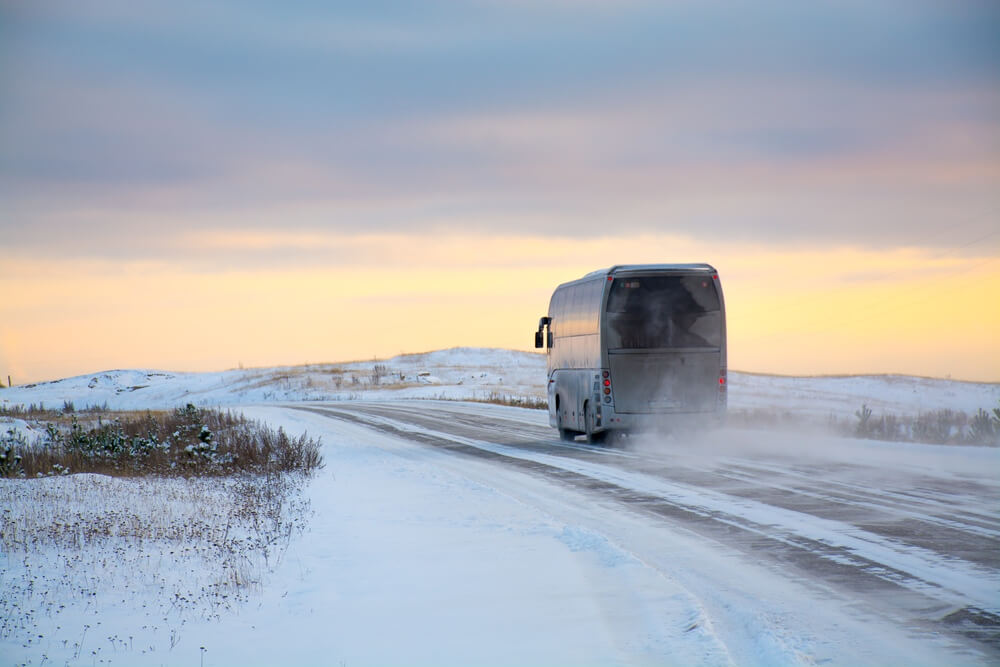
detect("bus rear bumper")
[597,406,726,433]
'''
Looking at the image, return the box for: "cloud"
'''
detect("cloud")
[1,0,998,259]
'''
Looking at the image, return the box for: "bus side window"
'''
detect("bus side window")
[562,287,572,337]
[568,284,582,336]
[561,288,571,334]
[549,290,563,341]
[584,279,601,334]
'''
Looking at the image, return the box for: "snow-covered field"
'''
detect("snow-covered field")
[1,348,546,413]
[2,348,999,666]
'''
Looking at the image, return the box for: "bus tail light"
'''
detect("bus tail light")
[602,370,612,402]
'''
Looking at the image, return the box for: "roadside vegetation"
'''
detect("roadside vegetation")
[729,401,1000,446]
[1,403,324,655]
[0,403,321,478]
[850,401,1000,445]
[465,391,547,410]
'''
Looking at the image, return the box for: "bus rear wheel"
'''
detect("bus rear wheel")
[585,401,607,444]
[557,408,577,442]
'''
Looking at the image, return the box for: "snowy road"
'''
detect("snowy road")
[6,397,998,666]
[280,399,1000,665]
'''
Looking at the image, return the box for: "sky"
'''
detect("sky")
[2,0,999,384]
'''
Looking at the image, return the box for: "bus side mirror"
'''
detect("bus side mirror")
[535,316,552,349]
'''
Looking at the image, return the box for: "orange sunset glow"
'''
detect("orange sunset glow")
[3,234,998,383]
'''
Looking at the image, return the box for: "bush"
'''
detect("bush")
[968,404,1000,445]
[847,402,999,446]
[854,404,874,438]
[0,431,26,477]
[370,364,390,385]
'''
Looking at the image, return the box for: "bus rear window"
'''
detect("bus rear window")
[606,275,721,349]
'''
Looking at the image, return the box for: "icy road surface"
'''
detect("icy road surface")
[266,399,1000,666]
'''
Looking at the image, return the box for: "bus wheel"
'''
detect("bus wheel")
[557,411,576,442]
[585,402,606,444]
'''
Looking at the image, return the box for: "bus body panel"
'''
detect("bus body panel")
[607,350,719,414]
[548,368,596,433]
[541,264,726,437]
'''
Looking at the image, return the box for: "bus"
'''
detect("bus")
[534,264,727,442]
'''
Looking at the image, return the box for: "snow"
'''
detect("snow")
[731,371,1000,418]
[0,348,546,412]
[3,347,996,418]
[184,408,730,667]
[1,348,998,666]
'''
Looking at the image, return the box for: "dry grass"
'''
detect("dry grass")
[1,403,322,478]
[1,470,314,655]
[464,392,547,410]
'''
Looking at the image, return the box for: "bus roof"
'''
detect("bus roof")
[580,264,717,280]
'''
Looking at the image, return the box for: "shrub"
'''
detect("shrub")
[843,404,1000,445]
[968,407,999,445]
[0,430,26,477]
[854,404,874,438]
[919,409,968,444]
[370,364,390,385]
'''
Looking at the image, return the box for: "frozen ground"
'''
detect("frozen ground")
[2,348,999,666]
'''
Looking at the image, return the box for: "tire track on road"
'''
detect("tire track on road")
[294,402,1000,654]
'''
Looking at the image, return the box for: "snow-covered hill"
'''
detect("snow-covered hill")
[2,347,997,420]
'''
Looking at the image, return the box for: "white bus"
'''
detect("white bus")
[535,264,727,442]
